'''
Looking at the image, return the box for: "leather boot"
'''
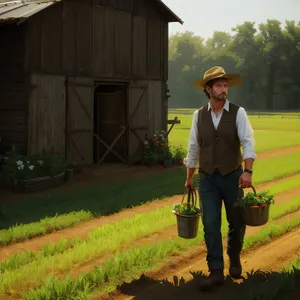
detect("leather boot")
[199,269,224,291]
[229,255,242,279]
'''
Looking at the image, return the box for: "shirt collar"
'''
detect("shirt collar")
[207,99,229,112]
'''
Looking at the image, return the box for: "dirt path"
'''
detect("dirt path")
[96,212,300,300]
[0,174,299,261]
[257,144,300,160]
[70,207,300,281]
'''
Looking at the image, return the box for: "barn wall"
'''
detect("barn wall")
[0,25,28,154]
[127,79,166,164]
[28,74,66,156]
[25,0,169,80]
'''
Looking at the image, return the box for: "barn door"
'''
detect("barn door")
[128,83,149,164]
[67,77,93,166]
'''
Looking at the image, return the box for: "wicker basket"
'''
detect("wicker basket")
[240,186,270,227]
[173,188,201,239]
[17,172,66,193]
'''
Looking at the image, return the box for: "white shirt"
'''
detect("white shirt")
[184,99,256,169]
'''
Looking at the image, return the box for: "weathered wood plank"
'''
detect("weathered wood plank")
[28,74,66,156]
[62,0,76,73]
[114,10,131,77]
[132,15,147,78]
[41,4,62,72]
[76,3,92,74]
[0,25,27,153]
[67,77,93,166]
[128,81,149,163]
[93,6,114,76]
[147,19,162,79]
[148,80,162,133]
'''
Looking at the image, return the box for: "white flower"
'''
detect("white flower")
[27,161,30,164]
[37,160,43,165]
[18,165,24,170]
[16,160,23,166]
[28,165,34,170]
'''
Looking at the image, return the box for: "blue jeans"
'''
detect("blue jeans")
[198,167,246,271]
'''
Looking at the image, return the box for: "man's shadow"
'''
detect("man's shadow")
[116,268,300,300]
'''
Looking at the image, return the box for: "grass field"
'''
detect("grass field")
[0,109,299,299]
[168,109,300,152]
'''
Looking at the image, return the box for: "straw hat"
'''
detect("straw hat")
[194,66,242,90]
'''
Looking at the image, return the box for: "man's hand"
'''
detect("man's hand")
[239,172,252,188]
[185,178,193,189]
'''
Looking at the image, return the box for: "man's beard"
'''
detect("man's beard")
[212,93,227,102]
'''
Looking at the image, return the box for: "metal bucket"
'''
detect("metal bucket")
[242,204,270,226]
[174,188,201,239]
[176,211,201,239]
[238,186,271,226]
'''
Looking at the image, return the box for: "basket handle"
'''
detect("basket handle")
[181,188,198,208]
[240,185,257,195]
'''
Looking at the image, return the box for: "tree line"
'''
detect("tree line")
[167,20,300,110]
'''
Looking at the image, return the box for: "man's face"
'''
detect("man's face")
[206,79,228,101]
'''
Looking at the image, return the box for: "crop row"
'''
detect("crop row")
[21,214,300,300]
[235,258,300,300]
[0,161,299,248]
[0,210,92,246]
[1,175,299,274]
[1,190,300,297]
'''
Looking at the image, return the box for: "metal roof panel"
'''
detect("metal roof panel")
[0,0,61,24]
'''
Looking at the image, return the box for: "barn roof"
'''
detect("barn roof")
[0,0,183,25]
[156,0,183,24]
[0,0,61,25]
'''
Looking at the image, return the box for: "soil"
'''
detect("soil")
[94,214,300,300]
[0,175,299,261]
[0,145,299,299]
[69,207,300,280]
[257,144,300,160]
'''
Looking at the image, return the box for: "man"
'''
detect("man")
[184,66,256,291]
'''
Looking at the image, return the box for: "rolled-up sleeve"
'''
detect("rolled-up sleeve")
[236,108,257,160]
[184,110,200,168]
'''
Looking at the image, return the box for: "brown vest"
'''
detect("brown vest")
[197,102,243,176]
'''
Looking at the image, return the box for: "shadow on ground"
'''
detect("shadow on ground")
[117,268,300,300]
[0,168,190,229]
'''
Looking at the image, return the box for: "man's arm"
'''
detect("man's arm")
[184,110,200,187]
[236,107,256,163]
[236,107,256,187]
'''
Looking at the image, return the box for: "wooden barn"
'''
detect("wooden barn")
[0,0,182,167]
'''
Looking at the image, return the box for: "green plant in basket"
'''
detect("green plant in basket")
[173,188,201,239]
[234,186,275,227]
[172,189,201,216]
[234,186,275,209]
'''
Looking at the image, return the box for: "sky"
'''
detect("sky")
[162,0,300,40]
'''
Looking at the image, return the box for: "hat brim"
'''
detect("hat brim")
[194,73,242,90]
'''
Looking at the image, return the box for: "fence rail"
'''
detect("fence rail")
[169,109,300,119]
[248,113,300,119]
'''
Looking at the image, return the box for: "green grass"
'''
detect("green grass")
[168,110,300,150]
[20,213,300,300]
[1,152,299,246]
[264,174,300,194]
[1,178,299,296]
[252,151,300,184]
[0,168,194,229]
[0,210,93,246]
[283,257,300,272]
[234,258,300,300]
[0,206,176,280]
